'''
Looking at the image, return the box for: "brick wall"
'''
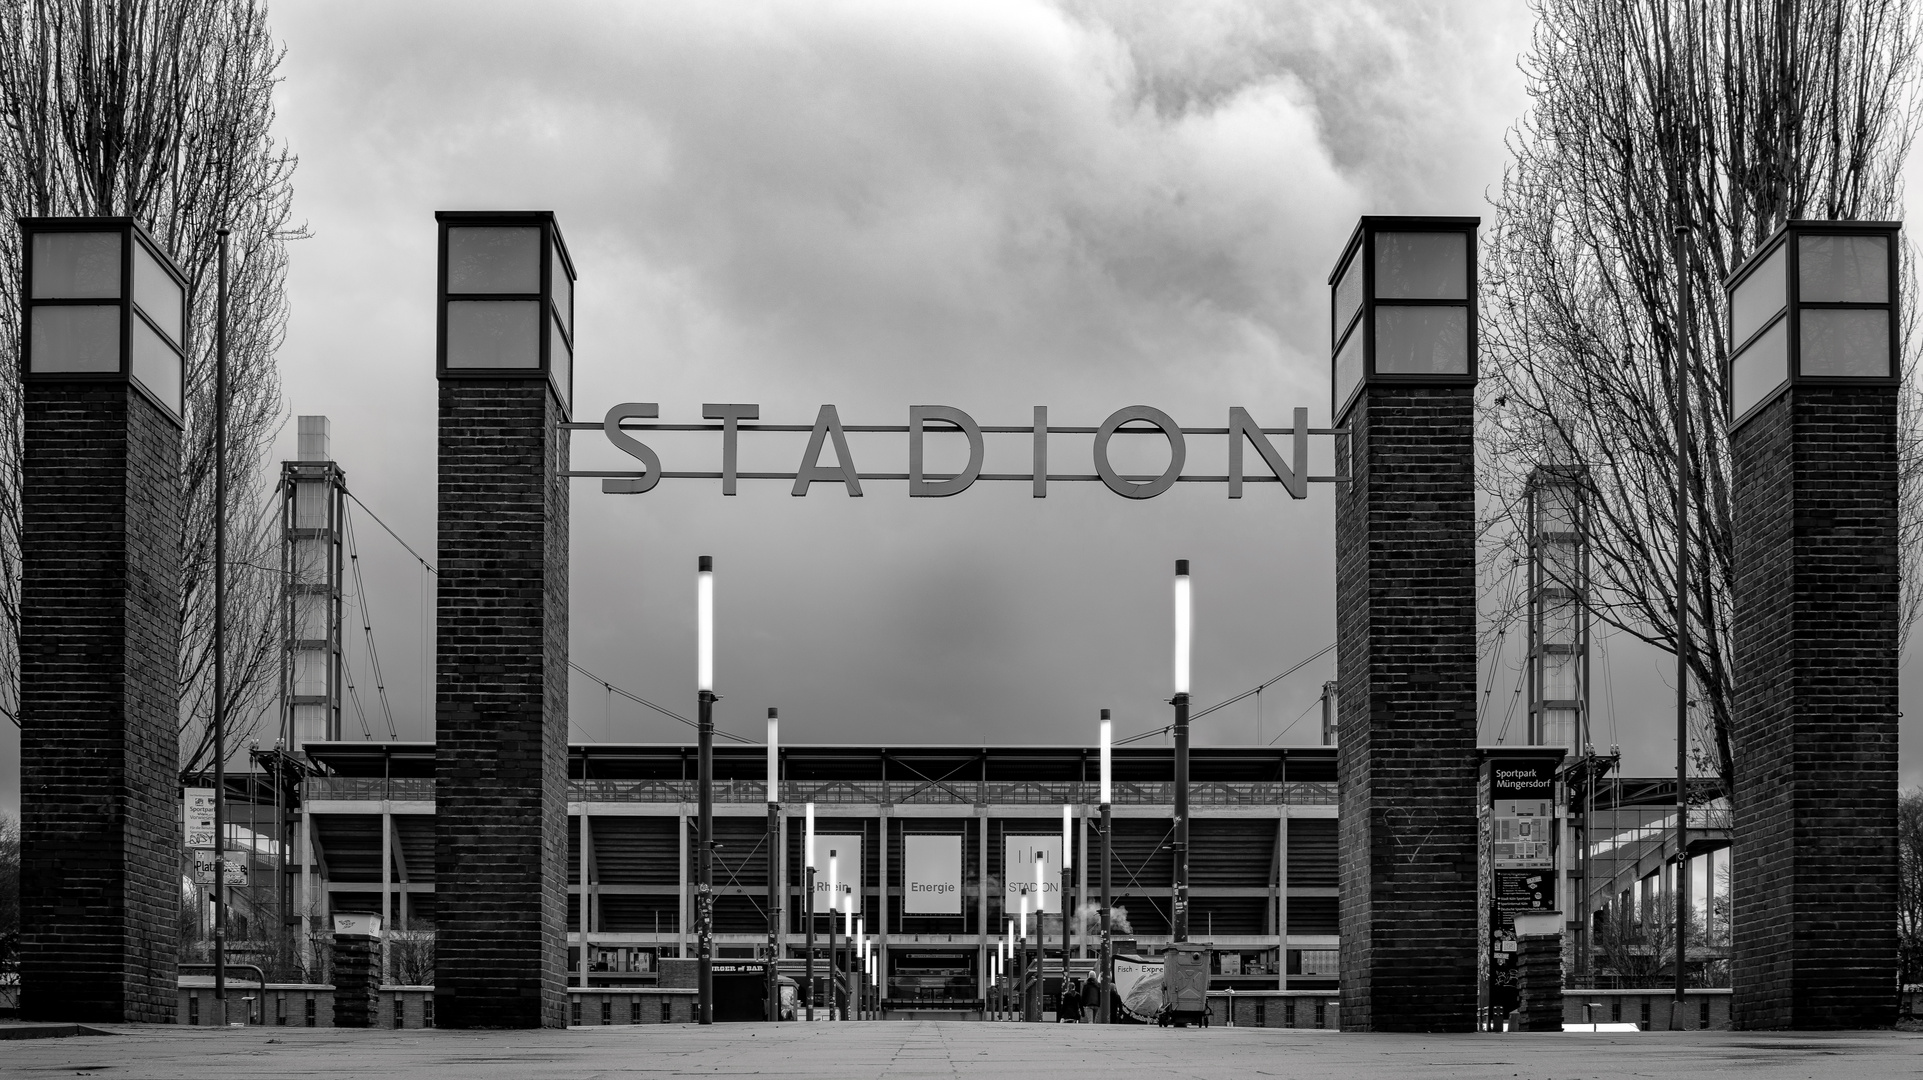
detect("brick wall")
[19,384,181,1023]
[1730,386,1899,1030]
[1334,385,1479,1032]
[434,380,570,1028]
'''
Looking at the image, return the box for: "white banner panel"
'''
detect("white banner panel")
[1003,834,1064,915]
[184,787,216,850]
[903,834,962,915]
[807,833,864,915]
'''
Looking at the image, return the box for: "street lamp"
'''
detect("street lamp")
[435,211,575,414]
[1034,850,1048,1019]
[842,886,854,1021]
[696,555,716,1025]
[827,849,840,1020]
[1172,560,1192,943]
[1018,890,1030,1022]
[1328,217,1478,423]
[804,803,816,1022]
[1061,803,1074,1018]
[1098,708,1113,1023]
[766,708,780,1021]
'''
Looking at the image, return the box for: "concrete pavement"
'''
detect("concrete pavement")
[3,1020,1918,1079]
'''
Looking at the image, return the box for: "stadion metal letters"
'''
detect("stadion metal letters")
[584,403,1346,498]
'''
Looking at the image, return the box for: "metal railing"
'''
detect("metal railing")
[303,776,1338,807]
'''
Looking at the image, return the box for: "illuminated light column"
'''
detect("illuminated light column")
[1099,709,1113,1024]
[17,218,186,1023]
[827,850,840,1020]
[1061,804,1074,1016]
[433,210,575,1029]
[697,555,715,1026]
[1726,221,1901,1029]
[1172,561,1192,942]
[766,708,780,1021]
[1329,217,1481,1032]
[804,804,816,1022]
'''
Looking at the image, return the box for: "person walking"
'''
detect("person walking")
[1059,979,1080,1023]
[1081,975,1102,1022]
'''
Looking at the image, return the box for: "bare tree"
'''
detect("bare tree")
[1481,0,1923,793]
[0,0,302,772]
[1901,787,1923,990]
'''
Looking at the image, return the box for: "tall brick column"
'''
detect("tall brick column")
[1330,217,1481,1032]
[1726,222,1900,1030]
[17,219,186,1023]
[433,211,576,1028]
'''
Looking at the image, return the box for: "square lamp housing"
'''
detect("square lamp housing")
[1725,220,1901,427]
[1329,216,1480,422]
[435,210,576,415]
[18,217,188,425]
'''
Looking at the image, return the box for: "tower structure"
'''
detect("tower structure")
[281,415,346,749]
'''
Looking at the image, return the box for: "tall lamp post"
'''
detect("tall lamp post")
[1172,560,1192,942]
[696,555,716,1025]
[1013,890,1024,1022]
[1058,814,1073,1020]
[1098,709,1113,1023]
[804,803,816,1022]
[766,708,780,1021]
[841,886,854,1021]
[1034,852,1047,1020]
[827,850,840,1020]
[212,228,231,1007]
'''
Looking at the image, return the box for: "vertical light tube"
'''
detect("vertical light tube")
[828,851,837,910]
[1062,806,1073,870]
[1019,893,1029,941]
[806,804,816,868]
[843,887,853,937]
[697,555,714,692]
[766,709,779,796]
[1174,559,1191,695]
[1034,851,1045,909]
[1099,713,1112,806]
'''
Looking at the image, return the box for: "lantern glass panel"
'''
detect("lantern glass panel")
[1333,321,1363,414]
[1730,244,1785,344]
[551,239,572,336]
[445,300,541,368]
[1373,232,1467,299]
[1799,308,1890,377]
[31,231,122,299]
[131,315,183,413]
[1729,317,1788,418]
[1374,305,1468,374]
[549,310,573,407]
[446,226,541,294]
[1797,234,1888,303]
[132,241,183,345]
[29,305,120,372]
[1333,252,1362,338]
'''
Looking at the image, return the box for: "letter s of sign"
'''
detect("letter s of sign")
[603,402,663,494]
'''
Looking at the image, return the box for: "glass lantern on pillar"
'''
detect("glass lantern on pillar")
[1725,220,1901,426]
[19,218,188,424]
[1328,216,1481,422]
[435,210,576,415]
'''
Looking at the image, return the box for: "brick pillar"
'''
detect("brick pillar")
[1730,386,1898,1029]
[1335,385,1479,1032]
[1512,916,1564,1032]
[332,930,379,1028]
[19,383,181,1022]
[433,378,570,1027]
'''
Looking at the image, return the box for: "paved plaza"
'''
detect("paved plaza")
[3,1021,1920,1079]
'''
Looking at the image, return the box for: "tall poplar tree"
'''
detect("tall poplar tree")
[1481,0,1923,791]
[0,0,301,773]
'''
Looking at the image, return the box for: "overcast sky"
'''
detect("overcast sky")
[5,0,1920,811]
